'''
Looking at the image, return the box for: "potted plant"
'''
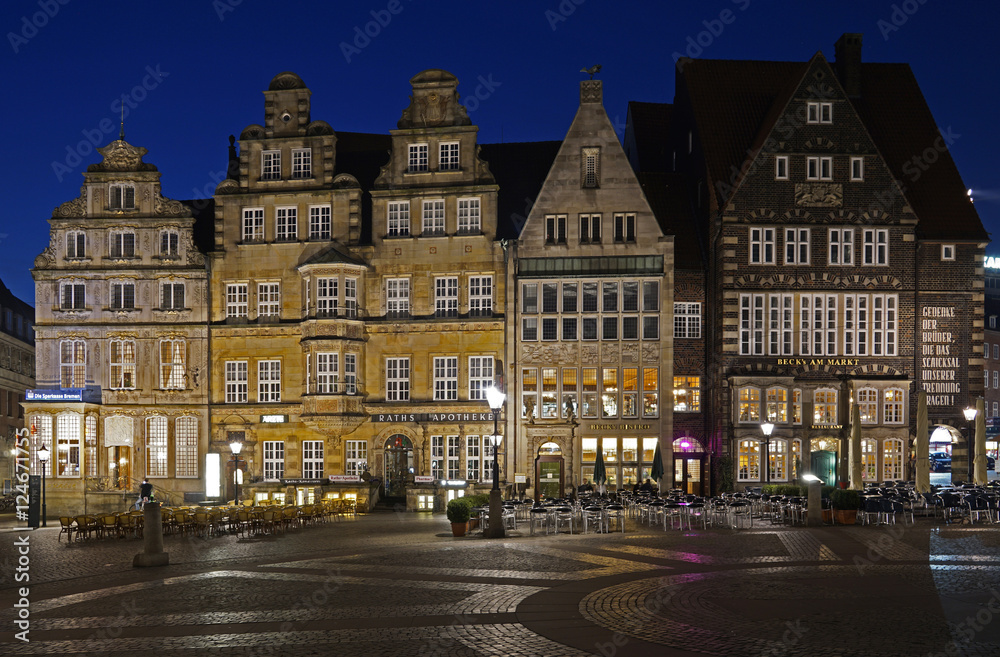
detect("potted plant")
[829,488,860,525]
[446,497,472,537]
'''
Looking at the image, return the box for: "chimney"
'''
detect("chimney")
[834,33,863,97]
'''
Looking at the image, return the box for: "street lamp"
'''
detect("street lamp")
[964,406,978,484]
[37,444,49,527]
[229,440,244,505]
[761,422,775,486]
[485,385,506,539]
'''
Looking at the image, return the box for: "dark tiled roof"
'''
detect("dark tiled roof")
[638,172,703,270]
[480,141,562,239]
[626,101,672,172]
[676,56,987,242]
[181,198,216,255]
[0,278,34,345]
[298,243,367,268]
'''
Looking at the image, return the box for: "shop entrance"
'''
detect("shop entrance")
[108,446,131,489]
[672,437,706,496]
[811,450,837,487]
[535,442,564,501]
[383,434,413,498]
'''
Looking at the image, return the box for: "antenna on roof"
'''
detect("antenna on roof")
[119,101,125,141]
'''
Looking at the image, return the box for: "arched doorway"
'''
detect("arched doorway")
[672,437,706,496]
[535,442,563,501]
[383,434,413,498]
[809,437,840,487]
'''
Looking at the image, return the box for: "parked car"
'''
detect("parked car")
[989,455,996,471]
[929,451,951,472]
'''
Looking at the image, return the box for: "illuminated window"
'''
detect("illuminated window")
[857,387,878,424]
[738,440,760,481]
[813,389,837,425]
[883,388,905,424]
[883,438,903,481]
[765,387,787,423]
[674,376,701,412]
[175,417,198,477]
[146,416,168,477]
[738,387,760,423]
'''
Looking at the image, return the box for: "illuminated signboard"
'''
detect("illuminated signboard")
[986,256,1000,269]
[261,415,288,423]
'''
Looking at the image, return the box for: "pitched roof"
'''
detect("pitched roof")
[298,243,367,268]
[334,131,392,245]
[626,101,672,172]
[675,56,987,241]
[480,141,562,239]
[638,172,702,270]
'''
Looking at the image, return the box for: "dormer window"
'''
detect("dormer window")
[582,147,600,188]
[408,144,428,172]
[439,142,459,171]
[807,102,833,124]
[291,148,312,178]
[261,150,281,180]
[160,230,179,257]
[109,184,135,210]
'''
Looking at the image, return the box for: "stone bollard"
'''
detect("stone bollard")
[807,480,823,527]
[133,501,169,567]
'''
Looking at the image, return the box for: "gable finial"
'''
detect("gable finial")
[119,101,125,141]
[580,64,602,80]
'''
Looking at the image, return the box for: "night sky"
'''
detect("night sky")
[1,0,997,304]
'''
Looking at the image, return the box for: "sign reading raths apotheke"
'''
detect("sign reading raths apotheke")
[919,305,962,407]
[371,412,497,423]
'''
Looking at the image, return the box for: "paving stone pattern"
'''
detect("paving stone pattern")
[2,512,1000,656]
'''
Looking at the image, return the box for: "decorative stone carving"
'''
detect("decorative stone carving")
[54,190,87,218]
[602,343,620,363]
[795,183,842,207]
[397,69,471,129]
[581,346,599,363]
[153,192,191,217]
[240,125,265,140]
[215,178,240,195]
[306,120,334,136]
[641,344,659,362]
[621,343,639,362]
[93,140,151,172]
[34,235,57,268]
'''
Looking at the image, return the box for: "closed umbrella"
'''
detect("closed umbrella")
[593,448,607,495]
[650,441,664,492]
[975,397,988,485]
[849,403,863,490]
[915,391,930,493]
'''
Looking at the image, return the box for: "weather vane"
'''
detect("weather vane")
[580,64,602,80]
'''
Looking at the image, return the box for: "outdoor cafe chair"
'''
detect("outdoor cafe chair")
[97,514,117,539]
[605,504,626,532]
[967,495,992,524]
[58,517,76,543]
[582,506,606,533]
[686,501,707,529]
[662,501,685,530]
[937,492,967,524]
[74,515,96,540]
[502,505,517,530]
[728,501,752,529]
[553,506,575,534]
[529,506,550,535]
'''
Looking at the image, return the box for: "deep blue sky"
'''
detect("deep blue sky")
[1,0,997,303]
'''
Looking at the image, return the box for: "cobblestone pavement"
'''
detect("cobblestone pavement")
[2,511,1000,656]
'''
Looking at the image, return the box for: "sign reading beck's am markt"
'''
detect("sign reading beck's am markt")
[920,306,960,407]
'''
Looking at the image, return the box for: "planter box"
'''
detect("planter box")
[833,510,857,525]
[451,522,468,537]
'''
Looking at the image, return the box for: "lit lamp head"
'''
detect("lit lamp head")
[761,422,775,438]
[964,407,978,423]
[802,473,824,485]
[37,445,50,464]
[486,434,502,448]
[485,385,506,413]
[229,440,244,456]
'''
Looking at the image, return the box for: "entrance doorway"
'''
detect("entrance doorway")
[383,434,413,498]
[535,442,564,500]
[672,437,706,496]
[811,450,837,487]
[108,446,131,489]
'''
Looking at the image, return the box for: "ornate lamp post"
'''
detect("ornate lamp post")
[37,444,49,527]
[761,422,775,486]
[229,440,244,505]
[964,406,978,484]
[485,385,506,539]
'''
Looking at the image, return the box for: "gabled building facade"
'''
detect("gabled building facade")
[1,280,34,492]
[509,80,674,498]
[26,136,209,514]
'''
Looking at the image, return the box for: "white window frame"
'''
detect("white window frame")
[225,361,248,403]
[863,229,889,265]
[146,416,168,478]
[317,277,338,317]
[806,156,833,181]
[883,388,905,425]
[673,302,701,339]
[739,294,765,355]
[457,197,481,233]
[302,440,324,479]
[941,244,955,261]
[387,201,410,236]
[850,156,864,181]
[109,339,137,390]
[261,150,281,180]
[66,231,86,258]
[435,276,458,317]
[276,206,298,241]
[263,440,285,481]
[60,339,86,388]
[775,155,789,180]
[345,440,367,477]
[291,148,312,179]
[60,280,86,310]
[160,281,185,310]
[109,230,136,258]
[175,416,198,477]
[439,142,460,171]
[109,183,136,210]
[857,387,878,424]
[110,280,136,310]
[750,227,775,264]
[422,199,446,235]
[807,101,833,124]
[309,205,331,240]
[433,356,458,401]
[386,278,410,317]
[257,282,280,318]
[159,229,179,257]
[829,228,854,265]
[784,228,810,265]
[316,352,338,394]
[466,436,481,482]
[345,353,357,395]
[242,208,264,242]
[344,278,357,318]
[226,283,248,318]
[258,360,281,402]
[160,338,186,390]
[738,439,760,482]
[408,143,429,172]
[469,276,492,317]
[386,357,410,402]
[469,355,493,401]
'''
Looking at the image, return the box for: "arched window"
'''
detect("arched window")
[769,438,788,482]
[738,439,760,481]
[861,438,877,481]
[738,387,761,423]
[883,438,903,481]
[672,437,703,452]
[857,387,878,424]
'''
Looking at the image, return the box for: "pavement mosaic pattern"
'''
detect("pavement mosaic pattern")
[2,511,1000,656]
